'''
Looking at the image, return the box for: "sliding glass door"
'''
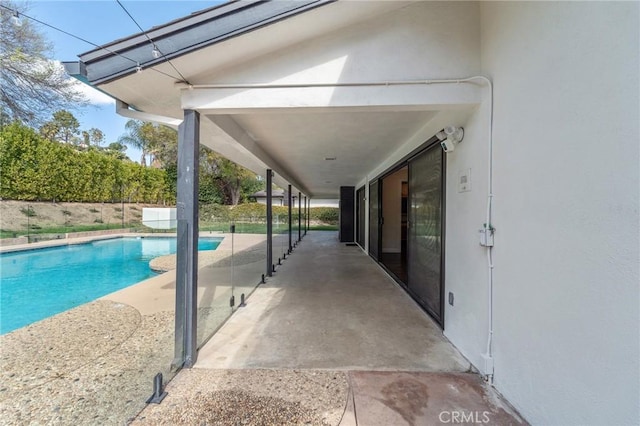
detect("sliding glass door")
[407,144,444,325]
[356,186,366,247]
[368,180,380,261]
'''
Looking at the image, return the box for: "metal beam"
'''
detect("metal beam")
[174,109,200,369]
[266,170,273,277]
[182,84,482,114]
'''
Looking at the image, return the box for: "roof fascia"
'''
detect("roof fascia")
[77,0,335,86]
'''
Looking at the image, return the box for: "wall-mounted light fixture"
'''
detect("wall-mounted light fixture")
[437,126,464,152]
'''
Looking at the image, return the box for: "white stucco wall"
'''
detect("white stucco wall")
[442,100,492,376]
[449,3,639,425]
[207,2,481,85]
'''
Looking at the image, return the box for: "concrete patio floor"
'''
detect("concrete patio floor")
[197,231,469,371]
[137,231,526,425]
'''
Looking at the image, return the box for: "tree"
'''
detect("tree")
[118,119,179,167]
[0,1,86,125]
[39,110,80,144]
[118,119,151,166]
[200,150,263,205]
[146,125,177,167]
[88,128,104,146]
[81,128,103,147]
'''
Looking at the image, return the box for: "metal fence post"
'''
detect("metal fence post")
[266,170,273,277]
[173,109,200,369]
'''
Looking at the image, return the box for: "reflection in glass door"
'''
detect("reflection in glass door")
[356,186,366,247]
[408,144,444,325]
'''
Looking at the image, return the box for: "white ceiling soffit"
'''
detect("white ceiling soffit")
[220,110,438,198]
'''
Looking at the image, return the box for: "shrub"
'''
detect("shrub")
[310,207,339,224]
[200,203,231,222]
[89,208,99,213]
[230,203,266,221]
[20,206,36,217]
[195,203,339,225]
[62,210,72,216]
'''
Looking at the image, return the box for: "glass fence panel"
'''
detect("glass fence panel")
[272,212,286,272]
[0,197,296,424]
[197,208,233,349]
[0,212,181,424]
[232,216,267,305]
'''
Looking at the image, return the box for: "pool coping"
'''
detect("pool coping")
[0,232,227,254]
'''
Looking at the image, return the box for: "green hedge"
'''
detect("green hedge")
[199,202,338,224]
[0,122,172,203]
[310,207,339,223]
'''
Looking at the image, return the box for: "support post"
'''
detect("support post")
[266,170,273,277]
[298,192,302,242]
[307,197,310,233]
[304,196,307,236]
[288,185,292,253]
[173,109,199,369]
[307,198,311,235]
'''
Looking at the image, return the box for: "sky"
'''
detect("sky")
[16,0,222,162]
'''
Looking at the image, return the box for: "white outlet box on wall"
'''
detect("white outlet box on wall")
[458,168,471,192]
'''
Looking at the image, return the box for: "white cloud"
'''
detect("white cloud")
[74,81,115,105]
[47,60,114,106]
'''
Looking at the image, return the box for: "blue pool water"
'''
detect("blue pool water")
[0,237,221,334]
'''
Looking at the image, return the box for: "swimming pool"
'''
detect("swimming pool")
[0,237,221,334]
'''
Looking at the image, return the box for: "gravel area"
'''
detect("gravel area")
[0,300,176,425]
[132,369,349,426]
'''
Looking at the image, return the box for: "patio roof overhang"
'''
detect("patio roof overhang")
[64,0,482,198]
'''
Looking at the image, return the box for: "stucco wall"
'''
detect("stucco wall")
[209,2,481,85]
[454,2,639,424]
[442,100,492,377]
